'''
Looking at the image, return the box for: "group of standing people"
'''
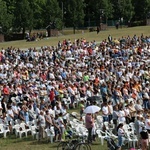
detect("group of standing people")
[0,33,149,147]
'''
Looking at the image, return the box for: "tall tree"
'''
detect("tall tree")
[41,0,62,29]
[28,0,44,30]
[13,0,33,37]
[132,0,150,21]
[84,0,113,26]
[111,0,134,23]
[0,0,13,34]
[64,0,85,34]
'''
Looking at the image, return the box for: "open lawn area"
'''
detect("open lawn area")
[0,26,150,49]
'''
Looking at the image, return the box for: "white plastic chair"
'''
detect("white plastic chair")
[96,129,107,145]
[125,132,138,148]
[45,127,55,143]
[13,124,27,138]
[0,124,10,138]
[30,125,37,139]
[105,130,118,139]
[0,123,4,133]
[20,122,31,136]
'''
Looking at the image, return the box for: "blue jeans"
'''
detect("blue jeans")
[118,135,123,147]
[143,100,149,109]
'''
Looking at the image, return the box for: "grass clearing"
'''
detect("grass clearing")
[0,26,150,49]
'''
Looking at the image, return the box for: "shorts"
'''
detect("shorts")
[141,139,148,146]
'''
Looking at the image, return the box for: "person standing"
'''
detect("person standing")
[102,102,109,122]
[58,112,66,141]
[97,26,100,34]
[108,101,113,123]
[85,113,94,143]
[38,110,46,140]
[49,88,55,109]
[140,126,149,150]
[117,123,124,150]
[145,114,150,133]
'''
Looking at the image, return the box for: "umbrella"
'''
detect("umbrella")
[84,105,100,114]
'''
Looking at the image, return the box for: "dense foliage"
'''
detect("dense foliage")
[0,0,150,35]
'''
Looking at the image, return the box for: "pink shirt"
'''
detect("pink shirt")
[85,114,93,129]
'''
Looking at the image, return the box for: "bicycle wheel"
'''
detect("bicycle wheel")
[75,143,91,150]
[57,142,67,150]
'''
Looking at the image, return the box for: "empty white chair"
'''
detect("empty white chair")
[20,122,31,136]
[0,124,10,138]
[13,124,27,138]
[96,129,107,145]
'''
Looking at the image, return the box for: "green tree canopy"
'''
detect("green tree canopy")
[0,0,13,34]
[62,0,85,34]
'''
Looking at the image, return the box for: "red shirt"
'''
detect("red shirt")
[49,90,55,101]
[3,86,9,95]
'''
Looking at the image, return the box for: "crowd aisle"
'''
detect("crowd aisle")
[0,34,150,149]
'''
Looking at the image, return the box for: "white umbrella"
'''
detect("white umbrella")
[84,105,100,114]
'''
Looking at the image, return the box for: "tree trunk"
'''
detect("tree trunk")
[22,27,26,39]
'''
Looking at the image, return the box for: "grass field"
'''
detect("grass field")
[0,135,108,150]
[0,26,150,49]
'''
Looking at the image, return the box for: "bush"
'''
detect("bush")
[130,20,146,27]
[89,27,96,32]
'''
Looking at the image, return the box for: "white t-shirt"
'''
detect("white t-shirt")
[124,108,130,116]
[118,110,126,123]
[61,108,67,120]
[58,117,64,128]
[145,119,150,130]
[38,115,45,127]
[102,106,109,116]
[7,109,14,121]
[12,105,19,115]
[118,128,124,136]
[135,104,143,111]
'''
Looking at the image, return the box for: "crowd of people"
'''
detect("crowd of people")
[0,33,150,149]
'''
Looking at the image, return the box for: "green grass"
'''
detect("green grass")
[0,26,150,49]
[0,134,108,150]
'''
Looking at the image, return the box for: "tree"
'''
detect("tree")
[63,0,85,34]
[27,0,44,30]
[111,0,134,24]
[132,0,150,21]
[84,0,113,26]
[13,0,33,37]
[0,0,13,34]
[41,0,62,30]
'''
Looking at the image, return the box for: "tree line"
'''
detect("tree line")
[0,0,150,36]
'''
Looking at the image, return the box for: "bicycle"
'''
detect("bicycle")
[57,138,91,150]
